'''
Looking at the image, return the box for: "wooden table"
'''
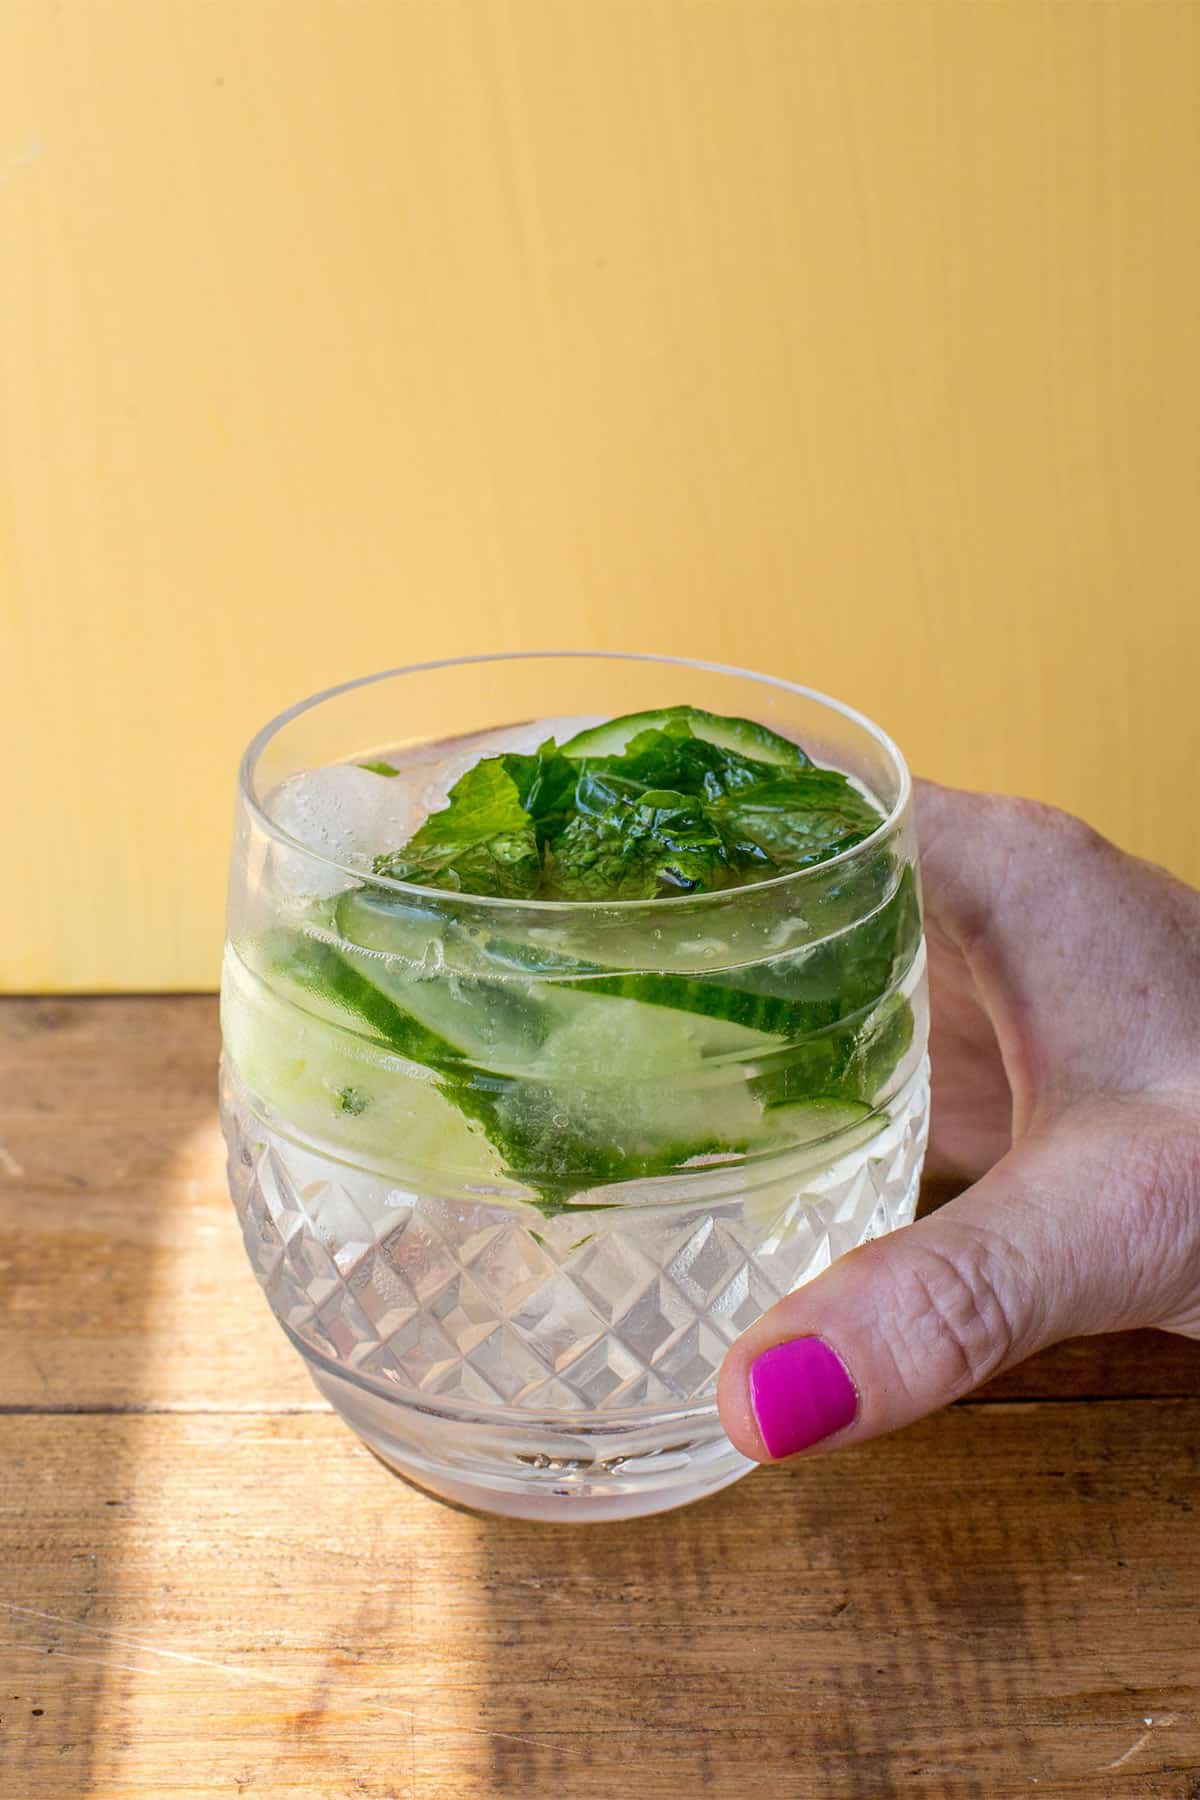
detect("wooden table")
[2,997,1198,1799]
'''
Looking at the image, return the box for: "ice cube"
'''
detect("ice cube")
[262,715,601,900]
[265,764,416,899]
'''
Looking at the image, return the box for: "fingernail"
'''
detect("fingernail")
[749,1337,858,1459]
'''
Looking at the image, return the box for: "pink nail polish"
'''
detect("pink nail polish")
[749,1337,858,1458]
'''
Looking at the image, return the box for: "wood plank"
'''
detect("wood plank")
[4,997,1200,1413]
[0,997,312,1411]
[1,1405,1198,1800]
[4,995,1200,1796]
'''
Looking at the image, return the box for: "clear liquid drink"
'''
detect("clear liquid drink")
[221,655,929,1520]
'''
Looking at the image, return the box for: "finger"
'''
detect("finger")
[717,1104,1198,1462]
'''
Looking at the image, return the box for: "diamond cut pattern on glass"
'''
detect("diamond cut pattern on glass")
[314,1289,377,1365]
[429,1274,501,1358]
[264,1256,316,1332]
[385,1314,461,1389]
[385,1212,459,1304]
[467,1226,556,1312]
[569,1233,657,1322]
[301,1181,379,1274]
[707,1260,786,1341]
[468,1326,556,1403]
[283,1231,341,1309]
[654,1321,732,1396]
[509,1270,604,1373]
[665,1216,749,1309]
[347,1253,418,1343]
[225,1061,928,1416]
[615,1275,694,1359]
[558,1335,646,1407]
[255,1145,305,1243]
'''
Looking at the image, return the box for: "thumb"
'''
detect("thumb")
[717,1110,1187,1461]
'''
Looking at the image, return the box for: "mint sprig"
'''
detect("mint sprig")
[370,711,884,903]
[373,760,541,898]
[546,771,739,899]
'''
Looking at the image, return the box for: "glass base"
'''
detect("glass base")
[302,1351,754,1521]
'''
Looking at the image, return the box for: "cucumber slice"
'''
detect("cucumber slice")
[240,924,782,1211]
[337,887,840,1041]
[558,969,827,1040]
[847,989,915,1101]
[339,889,595,992]
[336,890,472,970]
[255,928,462,1070]
[760,1096,875,1151]
[560,705,808,766]
[463,995,771,1207]
[344,952,547,1070]
[221,945,502,1189]
[336,889,785,1061]
[242,883,910,1213]
[330,893,553,1068]
[334,883,918,1109]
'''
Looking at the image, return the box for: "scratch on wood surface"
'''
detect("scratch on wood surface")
[1098,1713,1178,1772]
[0,1601,549,1752]
[0,1640,176,1683]
[26,1347,51,1397]
[0,1141,26,1177]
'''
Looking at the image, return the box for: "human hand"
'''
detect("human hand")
[717,782,1200,1461]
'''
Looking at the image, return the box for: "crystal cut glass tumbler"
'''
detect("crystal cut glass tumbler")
[220,653,929,1520]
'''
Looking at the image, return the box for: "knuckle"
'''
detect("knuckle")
[1117,1109,1200,1319]
[882,1237,1022,1401]
[920,792,1110,954]
[1125,1134,1189,1235]
[978,795,1101,864]
[993,793,1107,861]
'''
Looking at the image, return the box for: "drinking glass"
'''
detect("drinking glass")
[220,653,929,1520]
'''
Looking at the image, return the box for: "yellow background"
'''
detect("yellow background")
[2,1,1197,991]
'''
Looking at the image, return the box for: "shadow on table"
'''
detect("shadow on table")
[0,996,222,1800]
[456,1182,1200,1798]
[463,1473,1029,1798]
[463,1415,1200,1800]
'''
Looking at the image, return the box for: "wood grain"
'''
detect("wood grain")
[2,995,1200,1798]
[2,1408,1199,1799]
[0,997,312,1412]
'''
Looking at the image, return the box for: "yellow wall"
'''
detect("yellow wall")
[2,1,1197,991]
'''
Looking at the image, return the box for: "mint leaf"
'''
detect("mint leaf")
[498,739,578,847]
[373,759,541,898]
[449,1074,732,1213]
[367,707,885,902]
[596,726,779,802]
[546,771,739,899]
[358,760,400,777]
[553,727,882,897]
[711,769,883,873]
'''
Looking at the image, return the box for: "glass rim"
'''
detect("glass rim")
[238,650,912,915]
